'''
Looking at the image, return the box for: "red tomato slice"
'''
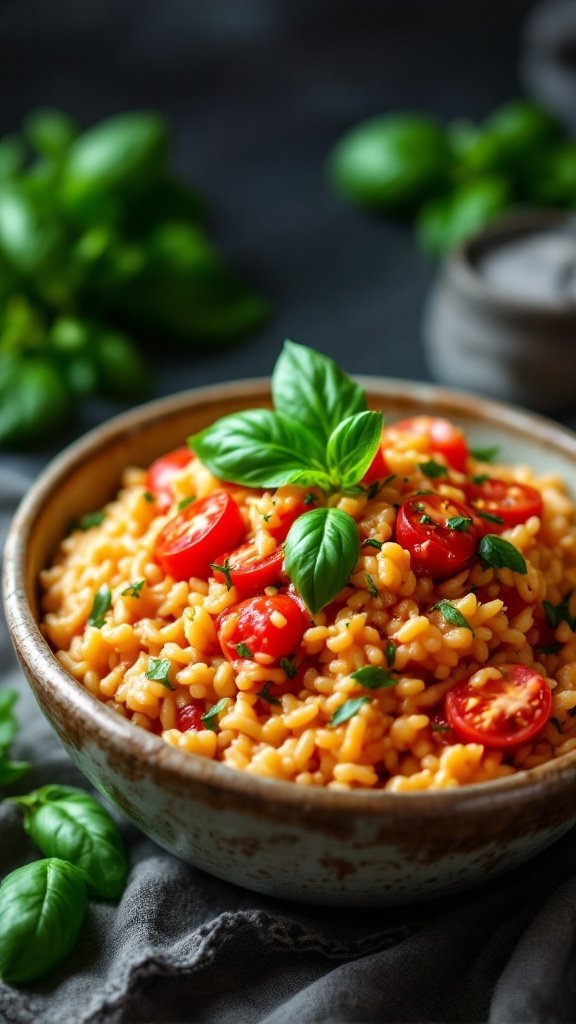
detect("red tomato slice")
[385,416,469,472]
[176,700,204,732]
[211,541,284,595]
[464,478,543,532]
[147,447,195,511]
[154,491,245,581]
[445,663,552,749]
[395,493,479,579]
[362,446,390,486]
[217,594,305,664]
[475,584,528,621]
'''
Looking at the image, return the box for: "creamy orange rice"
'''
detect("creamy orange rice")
[39,424,576,791]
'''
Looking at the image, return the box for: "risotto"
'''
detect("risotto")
[39,352,576,792]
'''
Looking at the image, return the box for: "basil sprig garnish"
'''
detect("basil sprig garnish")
[350,666,397,689]
[284,507,359,616]
[0,858,87,983]
[11,785,129,901]
[329,696,371,727]
[145,657,175,689]
[201,698,229,731]
[478,535,527,574]
[88,584,111,628]
[431,600,474,632]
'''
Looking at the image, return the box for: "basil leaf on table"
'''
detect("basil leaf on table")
[189,408,330,488]
[12,785,129,901]
[326,410,383,489]
[284,507,360,615]
[272,340,366,446]
[0,858,87,983]
[478,534,527,575]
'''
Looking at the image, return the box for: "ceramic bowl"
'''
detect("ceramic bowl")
[5,378,576,907]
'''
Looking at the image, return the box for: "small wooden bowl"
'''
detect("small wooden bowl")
[5,378,576,906]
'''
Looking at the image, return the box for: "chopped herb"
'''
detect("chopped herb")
[470,445,500,463]
[477,510,505,525]
[413,503,425,513]
[446,515,473,532]
[209,558,233,591]
[382,474,396,486]
[235,642,253,658]
[431,599,474,632]
[543,593,575,632]
[73,509,105,531]
[257,682,281,705]
[143,490,155,503]
[535,643,563,655]
[329,696,370,727]
[550,717,562,733]
[280,657,297,678]
[420,514,433,525]
[350,666,397,689]
[363,537,383,550]
[386,641,397,667]
[366,574,379,598]
[121,579,145,598]
[177,496,196,511]
[478,535,527,575]
[262,513,272,523]
[304,492,318,505]
[88,585,111,629]
[145,657,174,690]
[471,474,490,485]
[432,723,452,734]
[418,459,448,479]
[201,698,229,731]
[366,481,380,499]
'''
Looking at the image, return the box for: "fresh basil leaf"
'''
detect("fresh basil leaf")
[326,410,383,488]
[188,409,330,488]
[0,858,87,982]
[201,698,229,731]
[121,579,145,598]
[177,495,196,511]
[88,584,111,628]
[470,445,500,462]
[478,534,527,575]
[256,682,281,705]
[280,657,297,678]
[418,459,448,479]
[446,516,473,532]
[471,473,490,484]
[145,657,175,689]
[477,510,504,525]
[329,696,370,727]
[73,509,105,531]
[0,758,30,787]
[431,599,474,631]
[272,339,366,447]
[11,785,129,901]
[284,507,360,615]
[386,641,397,667]
[350,666,397,689]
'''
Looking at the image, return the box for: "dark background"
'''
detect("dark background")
[0,0,540,470]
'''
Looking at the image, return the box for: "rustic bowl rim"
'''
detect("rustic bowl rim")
[5,374,576,820]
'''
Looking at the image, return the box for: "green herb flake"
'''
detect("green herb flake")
[121,579,145,599]
[329,696,371,727]
[478,535,527,575]
[471,474,490,484]
[363,537,383,550]
[366,573,379,598]
[550,717,563,733]
[382,474,397,486]
[280,657,297,679]
[418,459,448,479]
[420,514,433,525]
[142,490,155,503]
[200,698,229,731]
[235,642,253,659]
[386,641,397,668]
[432,723,452,734]
[209,558,233,591]
[304,492,318,506]
[366,481,381,499]
[470,445,500,463]
[73,509,105,531]
[446,516,473,532]
[477,510,505,525]
[535,643,563,656]
[431,599,474,632]
[350,666,397,690]
[262,513,271,523]
[177,495,196,511]
[257,682,281,706]
[88,585,112,629]
[145,657,175,690]
[543,593,575,632]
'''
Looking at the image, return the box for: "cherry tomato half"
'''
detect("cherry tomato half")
[464,478,543,531]
[147,447,195,511]
[396,493,479,579]
[384,416,469,472]
[445,663,552,749]
[177,700,204,732]
[154,491,245,581]
[212,541,284,596]
[217,594,305,664]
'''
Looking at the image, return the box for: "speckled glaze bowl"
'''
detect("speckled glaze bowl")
[5,378,576,906]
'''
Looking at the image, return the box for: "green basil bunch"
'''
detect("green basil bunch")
[0,690,30,789]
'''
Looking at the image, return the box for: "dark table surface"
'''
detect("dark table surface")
[0,0,547,474]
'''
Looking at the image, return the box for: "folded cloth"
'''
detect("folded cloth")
[1,466,576,1024]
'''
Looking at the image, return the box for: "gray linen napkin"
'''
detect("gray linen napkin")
[1,467,576,1024]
